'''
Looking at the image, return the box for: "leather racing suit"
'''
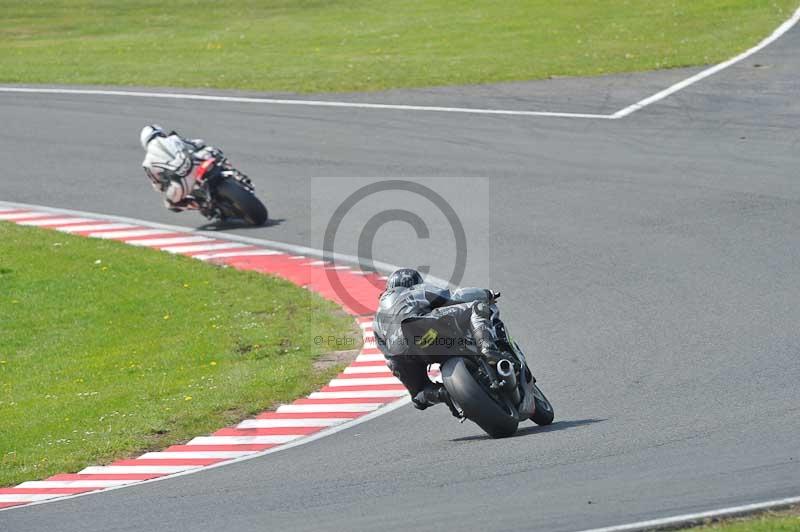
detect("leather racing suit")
[373,284,506,409]
[141,132,219,211]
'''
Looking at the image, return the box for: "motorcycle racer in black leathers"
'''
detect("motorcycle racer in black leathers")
[373,268,508,411]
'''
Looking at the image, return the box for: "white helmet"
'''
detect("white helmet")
[140,124,165,150]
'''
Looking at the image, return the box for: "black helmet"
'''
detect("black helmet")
[386,268,423,290]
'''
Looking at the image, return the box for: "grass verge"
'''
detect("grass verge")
[0,222,359,487]
[681,507,800,531]
[0,1,797,93]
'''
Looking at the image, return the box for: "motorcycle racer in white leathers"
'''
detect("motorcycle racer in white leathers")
[139,124,221,213]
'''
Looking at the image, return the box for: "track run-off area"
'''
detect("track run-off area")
[0,202,420,510]
[2,11,800,532]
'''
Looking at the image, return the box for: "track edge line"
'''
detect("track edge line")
[612,5,800,118]
[571,495,800,532]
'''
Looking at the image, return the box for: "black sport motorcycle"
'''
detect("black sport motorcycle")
[402,288,555,438]
[424,308,555,438]
[439,324,554,438]
[190,155,268,227]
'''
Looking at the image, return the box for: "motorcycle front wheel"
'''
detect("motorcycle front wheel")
[529,382,554,426]
[441,357,519,438]
[215,179,268,226]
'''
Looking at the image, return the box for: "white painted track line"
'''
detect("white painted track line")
[0,494,66,503]
[342,365,391,374]
[613,6,800,118]
[276,403,382,413]
[188,435,302,445]
[193,249,282,260]
[0,211,51,220]
[161,242,248,254]
[329,377,401,386]
[57,223,136,233]
[139,451,255,460]
[17,217,93,226]
[79,465,200,475]
[309,390,407,399]
[89,228,168,239]
[355,354,386,362]
[237,418,350,428]
[127,236,212,247]
[0,87,612,119]
[573,495,800,532]
[17,480,137,489]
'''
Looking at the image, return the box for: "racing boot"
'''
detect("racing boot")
[412,383,451,410]
[470,301,504,365]
[200,205,226,225]
[166,196,199,213]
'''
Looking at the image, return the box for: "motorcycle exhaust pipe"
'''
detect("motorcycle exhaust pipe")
[496,359,521,404]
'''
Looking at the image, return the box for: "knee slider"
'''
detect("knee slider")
[165,179,188,203]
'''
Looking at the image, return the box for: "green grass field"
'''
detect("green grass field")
[682,509,800,531]
[0,222,358,487]
[0,1,797,93]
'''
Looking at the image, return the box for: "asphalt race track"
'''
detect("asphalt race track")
[2,25,800,532]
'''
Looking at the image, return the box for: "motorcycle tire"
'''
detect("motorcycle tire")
[529,382,555,426]
[441,357,519,438]
[215,179,268,226]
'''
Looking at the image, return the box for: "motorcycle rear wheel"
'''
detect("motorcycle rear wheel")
[215,179,268,226]
[441,357,519,438]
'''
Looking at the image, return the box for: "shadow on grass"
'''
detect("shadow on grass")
[451,418,605,443]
